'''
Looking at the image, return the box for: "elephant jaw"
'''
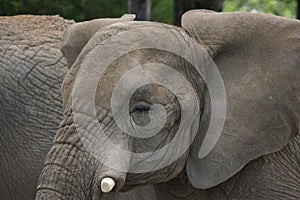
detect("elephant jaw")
[100,177,116,193]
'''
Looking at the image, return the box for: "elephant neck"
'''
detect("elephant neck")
[154,170,204,200]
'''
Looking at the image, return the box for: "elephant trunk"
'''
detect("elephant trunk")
[35,114,132,199]
[35,142,99,199]
[35,143,129,199]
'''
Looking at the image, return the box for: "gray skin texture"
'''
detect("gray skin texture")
[36,10,300,200]
[0,15,72,200]
[0,15,154,200]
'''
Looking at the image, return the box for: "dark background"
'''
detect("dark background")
[0,0,299,25]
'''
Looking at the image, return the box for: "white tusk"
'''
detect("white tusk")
[101,177,116,193]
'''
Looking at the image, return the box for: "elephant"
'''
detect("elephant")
[0,14,156,200]
[35,10,300,199]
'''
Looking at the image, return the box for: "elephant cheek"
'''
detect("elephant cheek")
[123,151,189,189]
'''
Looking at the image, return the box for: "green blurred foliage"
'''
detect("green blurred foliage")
[0,0,127,21]
[223,0,297,18]
[0,0,297,23]
[152,0,174,24]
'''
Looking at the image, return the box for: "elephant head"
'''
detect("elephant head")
[36,10,300,199]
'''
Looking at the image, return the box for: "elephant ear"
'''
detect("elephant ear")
[183,10,300,189]
[61,14,135,68]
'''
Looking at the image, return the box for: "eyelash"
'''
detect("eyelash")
[133,101,151,113]
[134,105,150,112]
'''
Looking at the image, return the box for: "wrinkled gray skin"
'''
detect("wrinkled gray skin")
[0,15,71,200]
[0,14,155,200]
[36,10,300,200]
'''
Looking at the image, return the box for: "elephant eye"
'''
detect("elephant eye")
[131,101,152,126]
[133,101,151,113]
